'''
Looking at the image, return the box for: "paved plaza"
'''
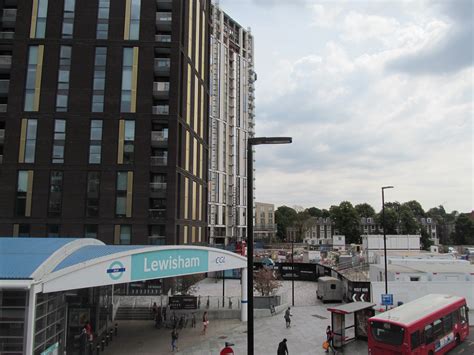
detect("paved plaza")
[105,280,368,355]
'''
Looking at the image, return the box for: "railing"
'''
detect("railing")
[150,182,167,192]
[148,208,166,219]
[156,12,172,23]
[154,58,170,72]
[155,34,171,42]
[151,131,168,143]
[0,55,12,68]
[0,80,10,93]
[0,104,6,113]
[0,32,14,39]
[150,156,167,166]
[152,105,169,115]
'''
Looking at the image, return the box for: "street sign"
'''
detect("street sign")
[381,294,393,306]
[169,296,197,310]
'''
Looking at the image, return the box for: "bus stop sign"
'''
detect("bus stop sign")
[381,294,393,306]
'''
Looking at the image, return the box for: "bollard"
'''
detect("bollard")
[96,345,100,355]
[115,323,118,336]
[109,329,113,341]
[101,339,105,351]
[105,335,110,346]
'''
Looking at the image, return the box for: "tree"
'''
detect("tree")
[321,209,330,218]
[176,274,204,295]
[355,203,376,218]
[420,228,434,251]
[292,210,312,242]
[452,214,474,245]
[330,201,360,244]
[376,208,399,234]
[275,206,297,241]
[253,268,281,296]
[306,207,322,218]
[403,200,425,218]
[399,205,419,234]
[427,205,451,244]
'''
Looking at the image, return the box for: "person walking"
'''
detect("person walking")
[284,307,292,328]
[171,328,179,352]
[277,338,289,355]
[201,311,209,335]
[326,325,336,354]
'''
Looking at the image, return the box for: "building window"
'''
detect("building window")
[52,119,66,163]
[115,225,131,245]
[31,0,48,38]
[47,224,59,237]
[48,171,63,217]
[85,224,98,238]
[24,46,43,112]
[120,48,138,112]
[16,171,33,217]
[56,46,71,112]
[86,172,100,217]
[125,0,141,40]
[96,0,110,39]
[19,119,37,163]
[89,120,103,164]
[121,120,135,164]
[61,0,75,38]
[116,172,133,217]
[13,224,30,237]
[92,47,107,112]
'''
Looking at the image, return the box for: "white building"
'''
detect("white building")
[362,234,420,261]
[208,4,255,245]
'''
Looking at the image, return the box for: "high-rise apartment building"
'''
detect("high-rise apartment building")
[0,0,210,246]
[208,4,255,246]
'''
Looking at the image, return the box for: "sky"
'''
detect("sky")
[218,0,473,213]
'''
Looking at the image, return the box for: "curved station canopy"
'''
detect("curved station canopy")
[0,238,247,293]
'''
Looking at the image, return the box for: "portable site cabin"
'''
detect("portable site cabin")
[317,276,343,303]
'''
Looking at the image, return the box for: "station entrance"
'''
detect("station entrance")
[0,238,247,355]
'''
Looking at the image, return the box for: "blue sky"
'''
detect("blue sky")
[219,0,473,213]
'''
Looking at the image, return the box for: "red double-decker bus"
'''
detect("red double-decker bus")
[368,294,469,355]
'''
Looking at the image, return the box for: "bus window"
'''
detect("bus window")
[460,306,467,325]
[443,313,453,333]
[433,319,443,338]
[370,321,405,346]
[424,324,434,344]
[410,331,420,350]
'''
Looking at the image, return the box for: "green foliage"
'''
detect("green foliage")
[293,210,312,242]
[330,201,360,244]
[355,203,376,218]
[375,208,399,234]
[403,200,426,218]
[420,228,434,251]
[452,214,474,245]
[275,206,297,241]
[306,207,322,217]
[399,205,419,234]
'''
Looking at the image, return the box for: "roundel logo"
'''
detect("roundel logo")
[107,261,126,280]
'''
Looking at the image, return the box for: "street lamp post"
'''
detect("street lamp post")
[247,137,292,355]
[381,185,394,310]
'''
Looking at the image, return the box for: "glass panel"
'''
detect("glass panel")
[85,225,98,238]
[370,321,405,346]
[120,226,131,244]
[117,172,127,191]
[124,121,135,140]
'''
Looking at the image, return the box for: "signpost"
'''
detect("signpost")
[169,296,198,310]
[381,294,393,306]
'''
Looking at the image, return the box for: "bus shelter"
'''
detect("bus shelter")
[327,302,375,349]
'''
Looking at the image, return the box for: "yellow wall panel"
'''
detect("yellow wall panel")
[18,119,27,163]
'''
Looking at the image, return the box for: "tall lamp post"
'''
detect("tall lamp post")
[381,186,394,310]
[247,137,292,355]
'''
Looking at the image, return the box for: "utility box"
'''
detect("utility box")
[317,276,343,303]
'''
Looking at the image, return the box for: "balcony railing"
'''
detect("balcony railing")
[151,131,168,144]
[254,224,277,232]
[152,105,169,115]
[150,182,167,192]
[0,32,14,39]
[148,208,166,219]
[154,58,170,73]
[155,34,171,42]
[153,82,169,98]
[151,156,167,166]
[0,55,12,71]
[0,104,6,113]
[2,9,17,27]
[0,129,4,143]
[156,12,172,23]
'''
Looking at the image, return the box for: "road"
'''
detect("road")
[447,329,474,354]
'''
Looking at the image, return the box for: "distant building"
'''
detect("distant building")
[419,217,438,245]
[254,202,276,242]
[359,217,380,235]
[362,234,421,262]
[303,217,334,245]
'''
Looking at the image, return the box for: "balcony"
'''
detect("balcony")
[155,34,171,43]
[148,208,166,219]
[154,58,170,75]
[152,105,169,115]
[156,12,172,31]
[150,182,167,192]
[151,131,168,146]
[0,104,6,113]
[0,80,9,96]
[151,156,167,166]
[0,55,12,72]
[0,32,14,39]
[156,0,172,11]
[153,82,169,99]
[2,9,17,27]
[0,129,4,143]
[0,155,3,164]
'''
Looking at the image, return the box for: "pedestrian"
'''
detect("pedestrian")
[201,311,209,335]
[152,302,158,316]
[277,338,288,355]
[162,305,167,322]
[171,328,179,352]
[326,325,336,354]
[191,312,196,328]
[284,307,292,328]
